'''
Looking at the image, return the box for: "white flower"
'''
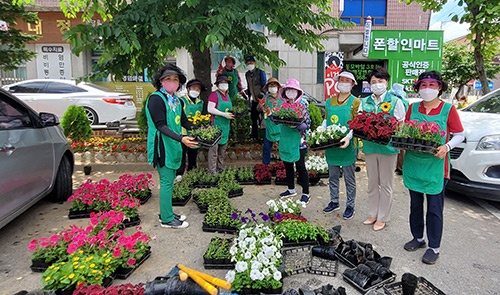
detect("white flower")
[235,261,248,273]
[250,269,262,280]
[251,260,262,270]
[225,270,235,283]
[273,270,282,281]
[244,251,252,260]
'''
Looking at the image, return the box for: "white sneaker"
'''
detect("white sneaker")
[175,175,182,183]
[160,219,189,229]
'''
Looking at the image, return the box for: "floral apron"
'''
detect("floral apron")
[214,91,232,145]
[325,95,357,166]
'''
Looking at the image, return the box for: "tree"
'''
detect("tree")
[0,0,39,71]
[402,0,500,94]
[17,0,348,97]
[442,42,500,98]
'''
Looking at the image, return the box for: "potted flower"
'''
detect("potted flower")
[266,198,305,220]
[203,237,234,268]
[111,230,152,279]
[273,219,330,247]
[187,111,211,127]
[305,155,329,178]
[219,180,244,198]
[230,94,249,118]
[73,282,145,295]
[272,102,305,127]
[193,188,228,213]
[254,164,272,184]
[392,120,445,153]
[202,199,241,234]
[347,111,398,145]
[270,161,285,177]
[237,167,255,184]
[28,234,70,272]
[309,124,349,151]
[116,173,154,204]
[274,168,287,185]
[172,181,192,206]
[190,125,222,147]
[225,223,283,294]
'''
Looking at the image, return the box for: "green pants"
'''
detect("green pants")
[157,165,176,223]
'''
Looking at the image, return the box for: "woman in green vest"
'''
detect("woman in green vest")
[216,55,245,100]
[322,71,361,220]
[257,77,282,165]
[358,68,407,231]
[207,74,235,174]
[276,78,311,204]
[176,79,207,179]
[145,64,199,229]
[402,71,464,265]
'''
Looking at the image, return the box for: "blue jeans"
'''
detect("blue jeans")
[328,163,356,208]
[262,129,274,165]
[409,179,448,248]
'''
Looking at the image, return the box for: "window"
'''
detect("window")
[317,52,325,83]
[45,82,85,93]
[466,91,500,114]
[0,93,31,129]
[341,0,387,25]
[9,81,46,93]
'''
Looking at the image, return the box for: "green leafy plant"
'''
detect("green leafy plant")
[308,103,323,131]
[61,105,92,142]
[203,199,242,228]
[203,237,233,260]
[137,97,149,136]
[230,94,249,115]
[237,167,254,182]
[219,180,242,194]
[193,188,227,208]
[273,219,330,244]
[191,125,221,141]
[173,182,191,200]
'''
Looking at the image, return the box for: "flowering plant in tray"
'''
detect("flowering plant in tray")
[309,124,349,147]
[305,155,328,174]
[272,102,305,120]
[266,198,306,217]
[347,111,398,141]
[395,120,445,146]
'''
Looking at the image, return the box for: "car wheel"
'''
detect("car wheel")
[49,156,73,202]
[84,107,99,125]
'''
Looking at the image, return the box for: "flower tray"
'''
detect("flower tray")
[237,285,283,295]
[273,117,305,127]
[317,173,329,179]
[308,255,339,277]
[309,176,320,186]
[138,190,153,205]
[391,137,439,155]
[342,267,396,295]
[195,133,222,148]
[55,277,113,295]
[282,238,319,248]
[195,181,218,188]
[310,140,342,151]
[30,259,54,273]
[383,276,446,295]
[203,257,235,270]
[202,222,238,234]
[237,179,255,185]
[68,208,93,219]
[254,178,272,185]
[228,188,244,198]
[353,130,391,145]
[193,199,208,213]
[172,194,191,206]
[274,178,288,186]
[281,246,313,276]
[123,216,141,228]
[114,250,152,280]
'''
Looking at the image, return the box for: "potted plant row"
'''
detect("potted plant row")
[348,111,398,145]
[273,218,330,248]
[192,188,228,213]
[172,181,191,206]
[190,125,222,148]
[309,124,348,151]
[203,237,235,269]
[391,120,444,154]
[117,173,155,205]
[219,180,244,198]
[236,167,255,185]
[254,164,272,185]
[202,199,241,234]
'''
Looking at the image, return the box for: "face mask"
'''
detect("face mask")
[162,81,179,94]
[285,89,298,99]
[247,64,255,71]
[268,86,278,94]
[419,88,439,101]
[218,83,229,92]
[337,82,352,94]
[189,90,200,98]
[371,83,387,95]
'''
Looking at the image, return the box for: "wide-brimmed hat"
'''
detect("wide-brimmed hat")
[333,71,358,85]
[413,70,448,94]
[186,79,207,91]
[215,74,231,85]
[159,64,187,85]
[263,77,281,92]
[280,78,303,103]
[224,55,236,64]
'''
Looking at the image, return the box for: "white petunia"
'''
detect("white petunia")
[235,261,248,273]
[225,270,235,283]
[250,269,262,281]
[273,270,282,281]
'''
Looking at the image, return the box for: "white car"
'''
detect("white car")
[2,79,136,125]
[447,88,500,201]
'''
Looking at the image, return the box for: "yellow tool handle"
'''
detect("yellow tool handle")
[178,270,188,281]
[178,264,231,290]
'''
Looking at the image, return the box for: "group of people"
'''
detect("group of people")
[145,59,464,265]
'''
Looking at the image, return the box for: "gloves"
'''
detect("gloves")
[296,122,308,131]
[340,135,350,148]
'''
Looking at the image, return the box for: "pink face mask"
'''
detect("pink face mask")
[162,81,179,94]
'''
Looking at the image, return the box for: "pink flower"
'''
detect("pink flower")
[126,258,137,266]
[113,248,122,258]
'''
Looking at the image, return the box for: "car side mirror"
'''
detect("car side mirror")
[39,112,59,126]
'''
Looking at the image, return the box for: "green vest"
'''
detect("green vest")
[179,95,204,135]
[360,93,400,155]
[222,69,239,99]
[214,91,232,145]
[403,102,452,194]
[325,95,357,166]
[145,91,183,169]
[279,124,301,162]
[264,94,281,142]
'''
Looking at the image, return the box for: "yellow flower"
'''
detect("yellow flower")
[79,265,85,269]
[72,262,78,266]
[73,257,80,261]
[90,263,95,268]
[78,250,84,255]
[48,265,54,269]
[45,276,51,281]
[105,258,111,264]
[102,253,108,258]
[85,256,93,262]
[92,270,98,274]
[69,273,75,279]
[381,102,391,112]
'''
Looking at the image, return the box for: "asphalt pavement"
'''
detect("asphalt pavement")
[0,160,499,295]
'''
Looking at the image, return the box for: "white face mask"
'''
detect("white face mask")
[285,89,298,100]
[371,83,387,95]
[218,83,229,91]
[246,64,255,71]
[268,86,278,94]
[337,82,352,94]
[419,88,439,101]
[189,90,200,98]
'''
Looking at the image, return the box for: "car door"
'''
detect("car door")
[0,91,55,225]
[36,81,86,120]
[6,81,47,112]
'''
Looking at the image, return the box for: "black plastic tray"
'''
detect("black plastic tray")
[343,269,396,294]
[383,276,446,295]
[201,223,238,234]
[273,117,305,127]
[353,131,391,145]
[114,250,151,280]
[196,133,222,148]
[308,255,339,277]
[281,246,312,276]
[391,141,437,154]
[310,140,342,151]
[172,194,191,206]
[228,189,244,198]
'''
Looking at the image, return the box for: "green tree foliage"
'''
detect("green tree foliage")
[0,1,39,70]
[442,42,500,98]
[61,105,92,142]
[401,0,500,94]
[308,103,323,132]
[17,0,349,98]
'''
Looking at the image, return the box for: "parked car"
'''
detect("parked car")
[447,88,500,201]
[0,88,74,229]
[2,79,136,125]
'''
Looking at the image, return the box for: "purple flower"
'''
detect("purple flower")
[241,217,249,224]
[231,212,239,220]
[274,212,283,220]
[261,214,270,222]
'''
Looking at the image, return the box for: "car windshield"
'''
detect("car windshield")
[80,82,117,93]
[463,90,500,114]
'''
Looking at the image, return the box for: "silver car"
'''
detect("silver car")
[447,88,500,201]
[0,88,74,229]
